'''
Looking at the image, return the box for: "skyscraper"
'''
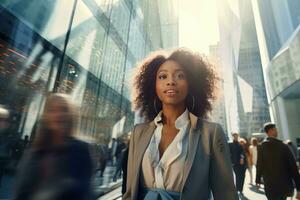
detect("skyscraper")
[252,0,300,60]
[209,43,228,136]
[217,0,270,137]
[252,0,300,142]
[236,0,270,136]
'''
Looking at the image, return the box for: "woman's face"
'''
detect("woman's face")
[44,99,69,134]
[156,60,188,108]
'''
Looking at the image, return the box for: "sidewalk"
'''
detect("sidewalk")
[93,165,123,198]
[241,169,266,200]
[242,168,297,200]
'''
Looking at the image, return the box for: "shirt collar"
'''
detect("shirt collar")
[153,109,189,128]
[154,111,163,126]
[175,109,189,129]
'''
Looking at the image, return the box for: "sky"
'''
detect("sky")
[178,0,219,54]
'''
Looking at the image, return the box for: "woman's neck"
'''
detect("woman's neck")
[162,104,186,126]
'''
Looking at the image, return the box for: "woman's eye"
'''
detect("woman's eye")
[177,73,185,79]
[158,74,167,80]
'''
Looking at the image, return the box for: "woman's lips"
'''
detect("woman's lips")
[164,89,178,96]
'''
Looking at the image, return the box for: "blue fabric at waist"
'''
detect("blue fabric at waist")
[140,188,181,200]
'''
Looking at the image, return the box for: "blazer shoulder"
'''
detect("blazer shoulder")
[134,122,149,129]
[131,122,152,139]
[201,120,224,133]
[132,122,149,133]
[200,120,227,142]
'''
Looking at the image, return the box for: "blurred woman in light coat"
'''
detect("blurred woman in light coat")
[14,93,92,200]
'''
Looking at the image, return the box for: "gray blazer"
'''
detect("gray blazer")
[123,112,238,200]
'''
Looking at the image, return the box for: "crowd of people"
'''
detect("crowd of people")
[1,48,300,200]
[229,123,300,200]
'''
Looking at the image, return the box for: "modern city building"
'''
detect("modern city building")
[0,0,178,198]
[236,0,270,136]
[251,0,300,143]
[208,44,228,136]
[217,0,270,138]
[252,0,300,61]
[216,0,241,136]
[267,26,300,143]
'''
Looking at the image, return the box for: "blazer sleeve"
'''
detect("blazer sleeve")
[210,124,239,200]
[122,125,137,200]
[285,144,300,191]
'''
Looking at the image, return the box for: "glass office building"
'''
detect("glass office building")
[267,26,300,143]
[252,0,300,142]
[252,0,300,61]
[236,0,270,136]
[208,44,228,136]
[0,0,178,198]
[217,0,270,137]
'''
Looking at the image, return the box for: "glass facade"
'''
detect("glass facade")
[254,0,300,60]
[217,0,241,135]
[208,44,228,136]
[0,0,178,198]
[217,0,270,137]
[268,27,300,142]
[252,0,300,143]
[236,0,270,137]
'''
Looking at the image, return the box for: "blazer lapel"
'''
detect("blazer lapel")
[181,115,203,189]
[134,122,156,194]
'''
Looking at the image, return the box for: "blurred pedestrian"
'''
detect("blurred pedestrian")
[98,142,109,177]
[13,93,93,200]
[111,138,117,166]
[249,137,258,184]
[297,147,300,166]
[113,138,126,181]
[256,122,300,200]
[121,135,130,195]
[123,49,238,200]
[239,138,251,185]
[285,140,298,162]
[229,133,246,196]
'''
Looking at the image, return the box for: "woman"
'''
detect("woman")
[249,137,258,184]
[14,93,93,200]
[123,49,238,200]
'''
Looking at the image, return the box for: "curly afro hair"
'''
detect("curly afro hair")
[132,48,218,121]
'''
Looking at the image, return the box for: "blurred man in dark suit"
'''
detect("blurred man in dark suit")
[229,132,246,195]
[256,122,300,200]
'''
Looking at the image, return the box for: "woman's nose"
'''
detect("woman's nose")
[166,77,176,86]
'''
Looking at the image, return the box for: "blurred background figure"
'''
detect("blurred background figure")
[110,138,117,166]
[0,105,10,187]
[121,134,130,195]
[13,93,93,200]
[112,137,126,182]
[285,140,298,162]
[239,138,250,186]
[249,137,258,185]
[229,132,246,196]
[256,123,300,200]
[97,141,109,178]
